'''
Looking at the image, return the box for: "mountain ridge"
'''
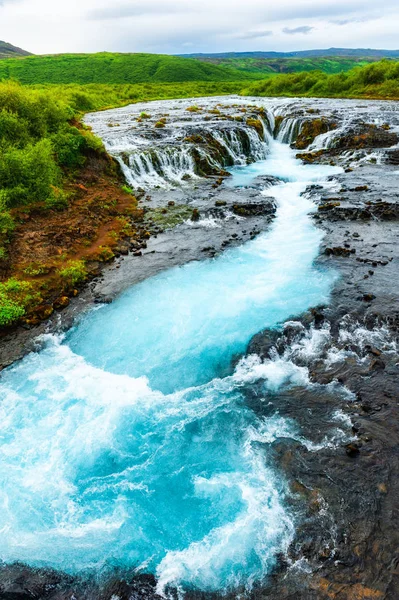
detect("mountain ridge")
[0,40,31,59]
[180,48,399,59]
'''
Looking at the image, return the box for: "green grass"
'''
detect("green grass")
[28,81,246,113]
[201,56,380,76]
[0,52,261,85]
[243,60,399,99]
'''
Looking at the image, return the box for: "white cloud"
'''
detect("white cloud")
[282,26,314,35]
[0,0,397,54]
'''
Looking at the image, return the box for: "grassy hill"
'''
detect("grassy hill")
[182,48,399,59]
[0,40,31,59]
[193,56,379,76]
[0,52,261,84]
[244,59,399,99]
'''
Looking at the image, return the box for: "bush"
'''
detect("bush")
[244,59,399,99]
[45,186,69,210]
[0,294,25,326]
[0,109,30,147]
[51,126,87,168]
[59,260,87,287]
[0,278,42,326]
[0,138,60,207]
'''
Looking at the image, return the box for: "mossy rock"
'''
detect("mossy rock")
[295,119,336,150]
[246,117,263,138]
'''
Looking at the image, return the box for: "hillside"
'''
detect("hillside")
[244,59,399,99]
[192,56,379,76]
[0,40,31,59]
[0,53,259,84]
[182,48,399,59]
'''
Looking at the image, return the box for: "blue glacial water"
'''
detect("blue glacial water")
[0,139,341,596]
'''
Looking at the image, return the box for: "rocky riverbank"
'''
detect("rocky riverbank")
[0,96,398,599]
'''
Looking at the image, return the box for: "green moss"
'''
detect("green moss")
[246,117,264,137]
[145,204,193,229]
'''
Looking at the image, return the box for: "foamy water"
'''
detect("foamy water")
[0,135,342,596]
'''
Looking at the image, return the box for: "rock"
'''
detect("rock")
[369,358,385,371]
[232,201,275,217]
[53,296,70,310]
[325,247,354,257]
[365,346,382,357]
[191,208,200,221]
[345,443,361,457]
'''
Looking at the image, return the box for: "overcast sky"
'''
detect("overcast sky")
[1,0,398,55]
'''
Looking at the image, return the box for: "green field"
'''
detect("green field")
[198,56,378,76]
[0,52,262,85]
[243,60,399,99]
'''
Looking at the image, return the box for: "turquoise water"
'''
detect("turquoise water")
[0,140,341,596]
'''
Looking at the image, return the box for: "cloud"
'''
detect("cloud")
[330,16,374,26]
[282,25,314,35]
[233,29,273,40]
[87,1,182,20]
[1,0,399,55]
[86,0,395,23]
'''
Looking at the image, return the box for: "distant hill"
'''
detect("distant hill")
[0,52,259,84]
[0,40,31,59]
[185,56,384,76]
[181,48,399,60]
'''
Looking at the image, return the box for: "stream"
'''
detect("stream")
[0,106,345,596]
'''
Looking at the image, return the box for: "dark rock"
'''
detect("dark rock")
[345,442,361,457]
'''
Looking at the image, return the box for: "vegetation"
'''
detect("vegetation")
[244,60,399,99]
[0,52,259,84]
[145,204,194,230]
[195,56,380,76]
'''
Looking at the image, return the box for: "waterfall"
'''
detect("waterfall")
[114,125,270,188]
[275,117,306,144]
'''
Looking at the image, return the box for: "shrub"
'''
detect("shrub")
[0,139,60,207]
[0,294,25,326]
[0,278,42,326]
[59,260,87,287]
[51,126,87,168]
[0,109,30,147]
[45,186,69,210]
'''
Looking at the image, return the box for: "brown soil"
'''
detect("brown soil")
[0,150,147,328]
